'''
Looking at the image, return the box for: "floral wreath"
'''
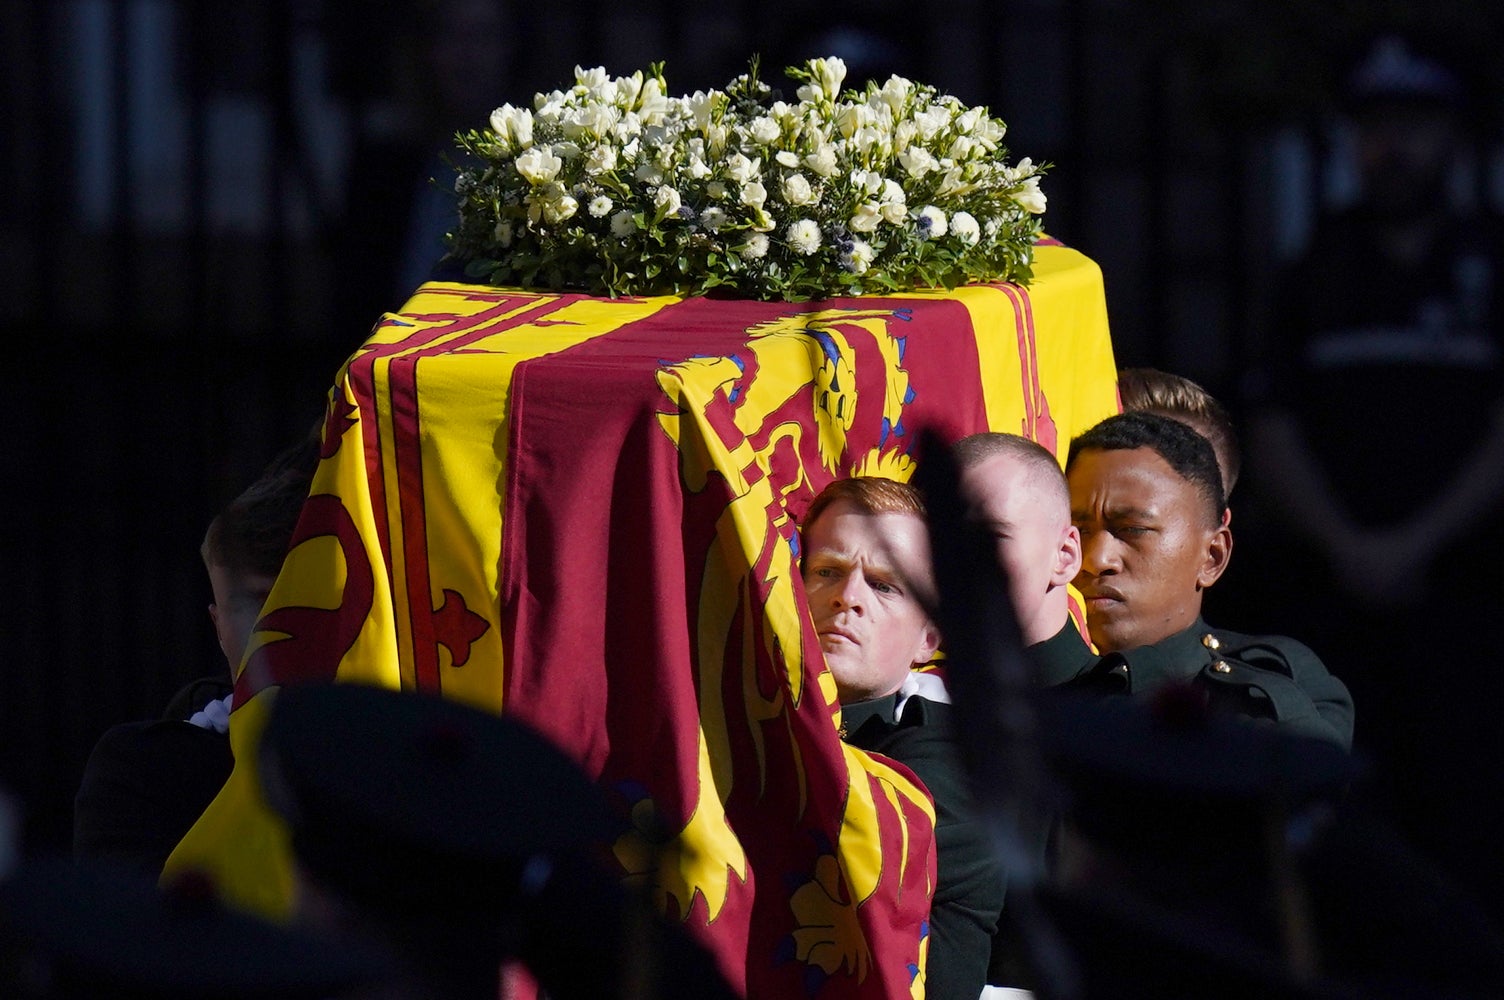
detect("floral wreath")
[447,57,1048,301]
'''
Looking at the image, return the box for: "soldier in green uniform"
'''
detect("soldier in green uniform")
[1064,411,1353,749]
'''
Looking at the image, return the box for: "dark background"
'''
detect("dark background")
[3,0,1501,886]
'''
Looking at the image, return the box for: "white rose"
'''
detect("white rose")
[1014,175,1047,214]
[739,233,770,259]
[950,210,981,245]
[610,209,636,237]
[787,218,821,256]
[588,195,613,218]
[654,185,682,217]
[740,181,768,209]
[880,201,908,225]
[700,206,727,232]
[726,153,761,184]
[804,145,838,178]
[849,202,882,233]
[917,205,947,238]
[782,174,816,207]
[750,116,781,144]
[515,147,562,184]
[584,145,617,176]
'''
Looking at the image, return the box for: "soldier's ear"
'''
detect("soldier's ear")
[1052,524,1082,587]
[1196,521,1232,590]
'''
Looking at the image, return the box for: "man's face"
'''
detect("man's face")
[801,500,940,704]
[959,454,1079,644]
[1067,447,1229,654]
[207,564,277,673]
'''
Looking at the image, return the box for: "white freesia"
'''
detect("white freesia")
[515,147,563,184]
[800,56,846,102]
[575,65,610,93]
[1014,175,1047,213]
[589,195,613,217]
[950,210,980,245]
[688,90,715,130]
[775,150,800,168]
[489,103,534,149]
[898,146,936,177]
[787,218,821,255]
[740,181,768,209]
[917,205,948,237]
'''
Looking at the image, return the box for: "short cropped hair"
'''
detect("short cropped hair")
[803,476,926,535]
[1117,367,1240,496]
[953,432,1069,509]
[1066,412,1226,525]
[201,437,320,578]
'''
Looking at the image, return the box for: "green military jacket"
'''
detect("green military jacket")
[1068,617,1354,750]
[1029,620,1097,687]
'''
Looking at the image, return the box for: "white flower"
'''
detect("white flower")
[880,179,905,204]
[489,103,534,149]
[787,218,821,255]
[707,180,729,200]
[726,153,760,184]
[739,233,770,259]
[654,185,682,216]
[688,90,715,130]
[782,174,816,207]
[740,181,768,209]
[635,160,666,185]
[846,238,874,274]
[804,145,838,178]
[584,145,617,175]
[1014,174,1047,214]
[775,150,800,168]
[588,195,613,217]
[543,195,578,224]
[610,209,636,237]
[898,146,936,177]
[749,116,781,144]
[917,205,947,238]
[700,206,727,232]
[802,57,847,102]
[575,65,610,93]
[880,201,908,225]
[849,202,882,233]
[493,220,514,247]
[515,147,562,184]
[950,210,980,245]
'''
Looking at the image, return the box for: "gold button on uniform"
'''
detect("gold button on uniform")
[1211,660,1232,674]
[1201,633,1221,650]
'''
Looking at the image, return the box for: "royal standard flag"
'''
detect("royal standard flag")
[166,241,1118,997]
